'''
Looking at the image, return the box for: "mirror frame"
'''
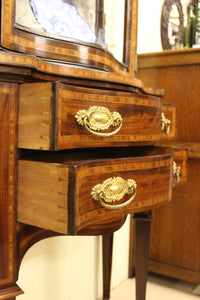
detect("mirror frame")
[161,0,184,50]
[1,0,137,77]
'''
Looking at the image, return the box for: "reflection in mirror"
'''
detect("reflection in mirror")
[29,0,96,43]
[15,0,126,63]
[15,0,96,42]
[161,0,184,50]
[168,4,180,47]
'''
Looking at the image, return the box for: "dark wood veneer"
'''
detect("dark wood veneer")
[0,51,184,300]
[0,1,186,299]
[129,48,196,285]
[0,83,23,297]
[2,0,132,74]
[18,82,176,151]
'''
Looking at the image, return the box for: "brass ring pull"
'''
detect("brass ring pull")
[173,161,181,184]
[91,177,137,210]
[161,112,171,135]
[75,106,122,137]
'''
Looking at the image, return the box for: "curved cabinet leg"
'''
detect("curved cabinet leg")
[0,83,23,299]
[134,211,152,300]
[102,233,113,300]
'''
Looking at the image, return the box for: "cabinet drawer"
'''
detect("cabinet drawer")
[18,82,176,151]
[17,147,183,235]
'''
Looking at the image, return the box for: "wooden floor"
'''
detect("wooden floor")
[108,274,200,300]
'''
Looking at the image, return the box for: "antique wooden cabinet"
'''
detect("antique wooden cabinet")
[0,1,186,299]
[128,48,199,284]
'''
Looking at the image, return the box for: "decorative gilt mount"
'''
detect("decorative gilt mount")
[173,161,181,183]
[161,112,171,135]
[75,106,122,137]
[91,177,137,209]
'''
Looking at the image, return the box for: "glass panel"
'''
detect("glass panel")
[15,0,126,63]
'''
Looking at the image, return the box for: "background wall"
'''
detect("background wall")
[17,218,130,300]
[17,1,190,299]
[137,0,190,53]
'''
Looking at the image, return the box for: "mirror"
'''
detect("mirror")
[168,4,180,47]
[15,0,126,63]
[161,0,184,50]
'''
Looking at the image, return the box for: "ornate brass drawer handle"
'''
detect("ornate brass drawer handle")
[173,161,181,184]
[75,106,122,137]
[91,177,137,210]
[161,112,170,135]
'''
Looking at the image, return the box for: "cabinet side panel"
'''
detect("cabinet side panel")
[18,161,69,234]
[0,83,18,287]
[18,82,54,150]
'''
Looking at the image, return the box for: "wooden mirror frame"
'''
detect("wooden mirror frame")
[1,0,137,76]
[161,0,184,50]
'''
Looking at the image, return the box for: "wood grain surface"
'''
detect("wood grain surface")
[0,83,23,297]
[129,48,199,284]
[0,1,187,297]
[17,147,174,235]
[18,82,175,150]
[1,0,136,76]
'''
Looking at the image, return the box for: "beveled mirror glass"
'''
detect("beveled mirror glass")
[15,0,126,63]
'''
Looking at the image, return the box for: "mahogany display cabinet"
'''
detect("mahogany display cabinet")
[0,1,186,299]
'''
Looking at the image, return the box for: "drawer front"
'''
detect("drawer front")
[18,148,184,235]
[74,155,173,234]
[18,82,175,150]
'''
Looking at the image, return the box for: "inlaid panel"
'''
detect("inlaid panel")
[0,82,23,297]
[17,147,175,235]
[18,82,175,151]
